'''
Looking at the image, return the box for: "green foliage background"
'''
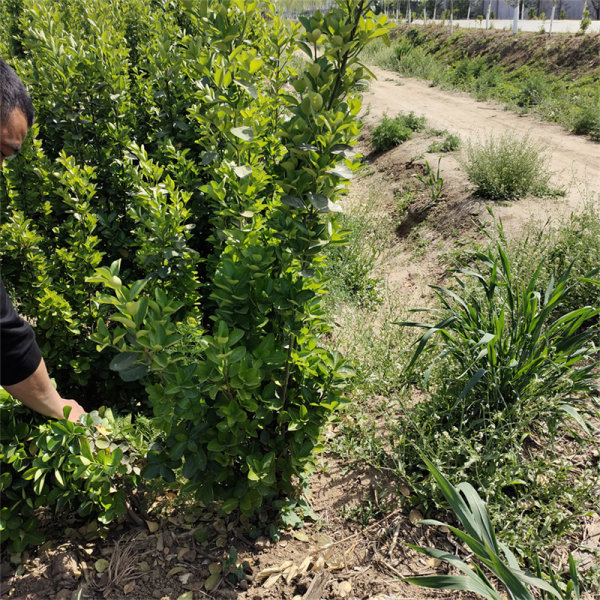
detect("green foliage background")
[0,0,390,550]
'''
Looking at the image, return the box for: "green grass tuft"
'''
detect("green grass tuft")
[462,134,556,201]
[371,112,427,153]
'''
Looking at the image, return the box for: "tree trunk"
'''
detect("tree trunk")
[450,0,454,31]
[513,3,519,34]
[486,0,491,28]
[549,3,555,32]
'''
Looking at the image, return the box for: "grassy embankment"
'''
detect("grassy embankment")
[360,25,600,140]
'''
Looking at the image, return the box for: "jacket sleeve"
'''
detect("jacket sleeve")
[0,277,42,386]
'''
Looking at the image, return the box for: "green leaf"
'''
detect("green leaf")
[327,164,353,179]
[235,79,258,99]
[330,144,356,157]
[119,364,148,382]
[231,127,255,141]
[54,470,65,487]
[95,438,110,450]
[233,165,252,178]
[281,195,306,210]
[109,352,138,372]
[221,498,239,514]
[307,192,343,213]
[455,368,487,403]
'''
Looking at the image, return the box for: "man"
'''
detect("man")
[1,57,85,422]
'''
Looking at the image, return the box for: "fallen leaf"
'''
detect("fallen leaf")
[215,534,227,548]
[213,519,226,532]
[399,485,411,497]
[205,572,220,591]
[284,564,298,583]
[94,559,109,574]
[208,562,221,576]
[183,582,204,591]
[263,573,281,589]
[428,557,442,568]
[123,582,135,594]
[298,555,312,575]
[313,533,334,548]
[257,560,293,581]
[146,521,159,533]
[292,531,310,542]
[311,555,325,572]
[257,566,282,580]
[167,566,185,577]
[177,593,193,600]
[339,580,352,597]
[179,572,192,585]
[138,561,150,573]
[409,509,423,525]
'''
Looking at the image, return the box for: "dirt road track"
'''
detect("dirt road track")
[361,67,600,232]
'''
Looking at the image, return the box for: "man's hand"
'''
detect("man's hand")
[3,358,86,421]
[60,398,87,422]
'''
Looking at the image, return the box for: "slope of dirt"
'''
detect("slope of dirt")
[391,26,600,77]
[361,66,600,239]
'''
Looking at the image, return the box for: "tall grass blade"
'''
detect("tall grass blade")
[558,404,591,436]
[455,368,487,403]
[402,575,504,599]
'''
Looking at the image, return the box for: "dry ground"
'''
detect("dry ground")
[361,66,600,240]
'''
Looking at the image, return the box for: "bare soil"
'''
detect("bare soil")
[1,458,471,600]
[361,66,600,239]
[3,61,600,600]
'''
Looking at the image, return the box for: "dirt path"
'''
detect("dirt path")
[361,67,600,235]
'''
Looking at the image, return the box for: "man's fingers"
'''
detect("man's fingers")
[63,399,86,422]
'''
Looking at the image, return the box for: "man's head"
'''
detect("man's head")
[0,58,34,166]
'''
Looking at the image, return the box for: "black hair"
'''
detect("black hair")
[0,58,35,127]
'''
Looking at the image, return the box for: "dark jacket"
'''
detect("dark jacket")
[0,277,42,385]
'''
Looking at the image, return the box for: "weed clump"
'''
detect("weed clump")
[511,203,600,317]
[428,133,461,153]
[462,134,555,200]
[393,241,599,555]
[371,112,426,153]
[571,100,600,141]
[517,71,549,107]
